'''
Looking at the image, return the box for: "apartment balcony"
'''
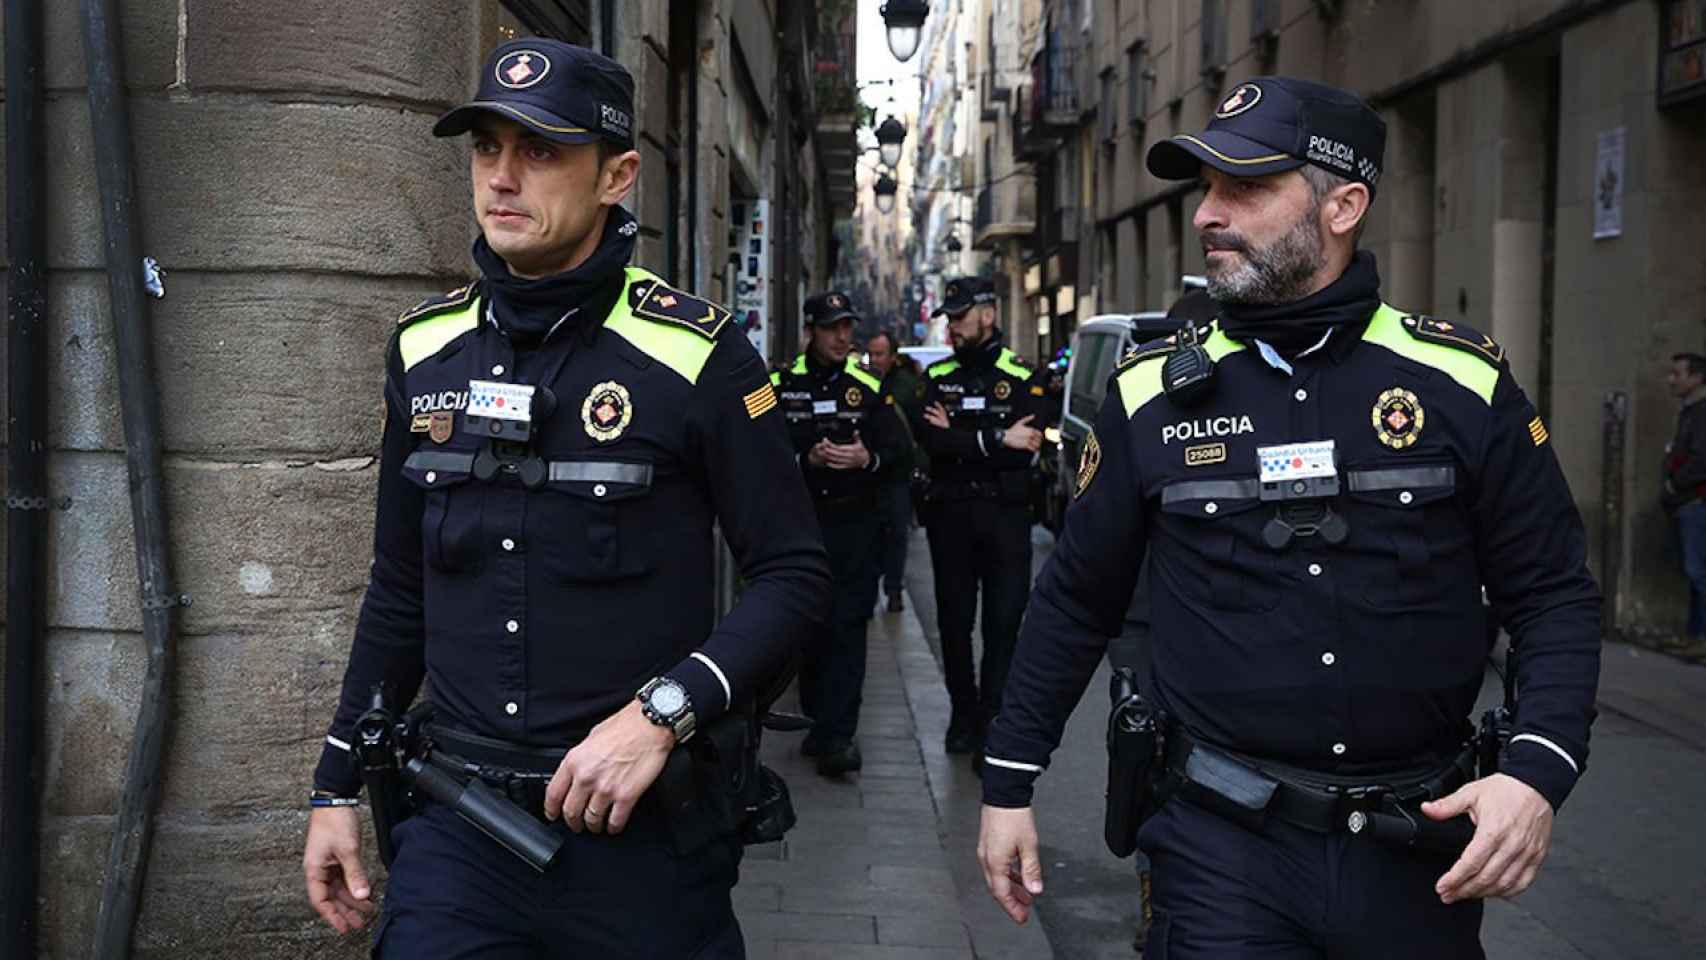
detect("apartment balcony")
[815,29,860,217]
[973,181,1036,250]
[1014,35,1081,158]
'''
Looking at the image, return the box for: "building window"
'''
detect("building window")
[1200,0,1227,82]
[1126,41,1147,131]
[501,0,593,46]
[1100,66,1117,143]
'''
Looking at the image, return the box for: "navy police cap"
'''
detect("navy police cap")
[933,276,997,318]
[434,39,635,147]
[1146,77,1385,193]
[804,291,859,327]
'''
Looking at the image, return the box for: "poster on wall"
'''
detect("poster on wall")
[735,198,770,355]
[1592,128,1624,241]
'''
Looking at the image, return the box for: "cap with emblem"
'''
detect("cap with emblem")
[1146,77,1385,194]
[932,276,997,318]
[804,290,860,327]
[434,39,636,148]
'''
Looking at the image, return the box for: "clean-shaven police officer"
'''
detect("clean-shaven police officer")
[918,277,1049,761]
[977,77,1600,958]
[771,293,906,776]
[301,40,828,958]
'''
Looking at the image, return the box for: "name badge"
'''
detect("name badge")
[1258,441,1336,484]
[468,379,535,423]
[812,399,839,415]
[962,396,987,411]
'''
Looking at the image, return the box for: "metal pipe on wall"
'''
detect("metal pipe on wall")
[80,0,183,954]
[2,0,49,953]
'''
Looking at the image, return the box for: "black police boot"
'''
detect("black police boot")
[816,741,863,777]
[801,735,827,758]
[886,590,905,613]
[944,711,977,755]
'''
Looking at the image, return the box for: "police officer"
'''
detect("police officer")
[771,293,906,776]
[977,77,1601,958]
[917,277,1049,759]
[300,40,829,957]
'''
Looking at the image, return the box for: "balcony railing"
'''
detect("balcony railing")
[975,186,994,234]
[814,31,859,117]
[1031,34,1080,128]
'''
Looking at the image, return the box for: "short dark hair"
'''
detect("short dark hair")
[1675,353,1706,377]
[868,329,897,352]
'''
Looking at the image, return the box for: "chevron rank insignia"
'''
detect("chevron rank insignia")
[631,280,731,341]
[398,281,478,327]
[1402,314,1504,366]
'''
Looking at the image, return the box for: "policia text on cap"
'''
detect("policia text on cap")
[976,77,1599,958]
[300,40,829,957]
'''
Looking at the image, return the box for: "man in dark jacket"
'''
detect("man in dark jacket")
[867,329,925,611]
[1664,352,1706,655]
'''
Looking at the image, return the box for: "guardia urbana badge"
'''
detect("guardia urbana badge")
[1075,430,1103,499]
[583,381,633,442]
[1372,387,1424,450]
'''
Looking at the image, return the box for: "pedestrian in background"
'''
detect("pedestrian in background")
[868,328,925,612]
[772,294,907,776]
[1663,351,1706,656]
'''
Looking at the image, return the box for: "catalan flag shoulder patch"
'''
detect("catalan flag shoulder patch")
[1528,416,1549,446]
[743,382,778,420]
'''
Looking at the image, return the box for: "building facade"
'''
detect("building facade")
[0,1,856,955]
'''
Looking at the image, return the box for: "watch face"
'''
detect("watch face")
[649,682,687,716]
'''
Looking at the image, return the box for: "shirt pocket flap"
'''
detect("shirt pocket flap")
[544,460,655,502]
[401,450,475,489]
[1158,477,1263,520]
[1345,464,1456,509]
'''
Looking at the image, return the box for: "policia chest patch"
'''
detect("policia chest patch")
[1372,387,1425,450]
[1075,430,1103,498]
[583,381,633,442]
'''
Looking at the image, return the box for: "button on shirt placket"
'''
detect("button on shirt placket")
[486,327,529,733]
[1289,361,1350,761]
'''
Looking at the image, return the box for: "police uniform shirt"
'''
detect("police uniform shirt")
[772,352,907,502]
[982,305,1601,812]
[313,269,829,795]
[919,335,1050,482]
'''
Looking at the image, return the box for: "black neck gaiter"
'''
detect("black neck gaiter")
[956,329,1005,367]
[472,205,637,348]
[1217,250,1382,357]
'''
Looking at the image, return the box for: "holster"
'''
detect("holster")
[1104,667,1167,857]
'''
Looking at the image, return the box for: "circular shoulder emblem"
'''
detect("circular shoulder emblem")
[994,380,1012,400]
[582,381,633,443]
[1075,430,1103,499]
[496,50,552,90]
[1372,387,1425,450]
[844,385,864,408]
[1216,83,1263,119]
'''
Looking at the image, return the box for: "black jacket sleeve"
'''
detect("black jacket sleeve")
[916,371,1039,471]
[981,380,1149,807]
[861,390,907,475]
[1669,404,1706,500]
[1473,367,1602,811]
[669,337,832,724]
[314,336,428,796]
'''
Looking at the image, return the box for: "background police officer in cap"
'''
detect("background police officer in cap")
[977,76,1601,957]
[917,276,1049,762]
[300,38,828,957]
[771,292,906,776]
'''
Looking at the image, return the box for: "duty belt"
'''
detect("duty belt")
[423,721,585,821]
[1163,725,1474,834]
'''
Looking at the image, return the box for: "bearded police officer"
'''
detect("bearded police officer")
[918,277,1050,762]
[771,292,906,776]
[300,40,829,957]
[977,77,1600,958]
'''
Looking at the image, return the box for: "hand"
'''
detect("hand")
[1001,415,1043,452]
[544,699,675,834]
[806,440,833,468]
[821,433,872,471]
[923,402,951,429]
[977,805,1044,925]
[1424,773,1555,903]
[303,805,376,933]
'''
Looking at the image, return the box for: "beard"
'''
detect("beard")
[1202,205,1327,305]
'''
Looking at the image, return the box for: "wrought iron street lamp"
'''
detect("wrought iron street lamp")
[944,235,962,253]
[873,173,898,214]
[880,1,929,63]
[874,115,907,169]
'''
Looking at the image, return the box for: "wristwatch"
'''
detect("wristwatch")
[637,676,697,743]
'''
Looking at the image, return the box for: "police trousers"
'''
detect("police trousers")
[924,495,1032,726]
[372,802,744,959]
[1137,797,1484,959]
[799,507,883,748]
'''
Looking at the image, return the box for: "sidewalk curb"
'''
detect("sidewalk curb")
[889,589,1057,960]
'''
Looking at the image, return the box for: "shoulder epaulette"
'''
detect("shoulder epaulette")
[1400,315,1504,366]
[628,278,732,341]
[1115,334,1181,372]
[398,281,478,327]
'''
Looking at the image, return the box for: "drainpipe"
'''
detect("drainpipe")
[2,0,48,954]
[81,0,183,954]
